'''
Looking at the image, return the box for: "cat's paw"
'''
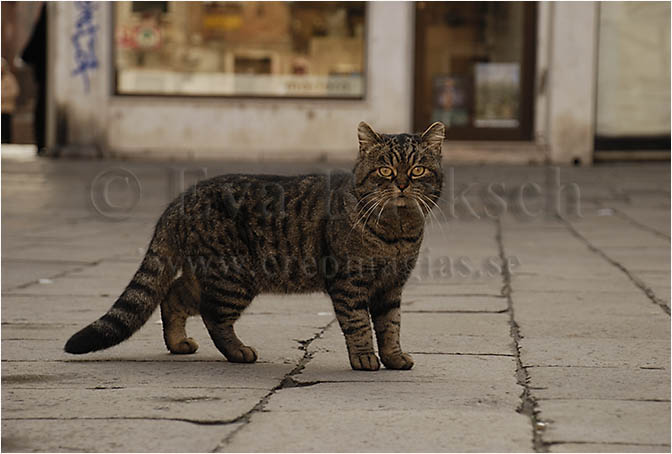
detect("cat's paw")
[225,345,258,363]
[381,352,414,370]
[168,337,199,355]
[349,352,381,371]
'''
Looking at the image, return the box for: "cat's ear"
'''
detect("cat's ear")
[420,121,445,154]
[357,121,381,152]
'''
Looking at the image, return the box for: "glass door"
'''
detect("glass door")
[414,2,536,140]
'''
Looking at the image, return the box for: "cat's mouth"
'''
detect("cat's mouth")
[391,195,411,207]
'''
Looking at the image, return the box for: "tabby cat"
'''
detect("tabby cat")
[65,121,445,371]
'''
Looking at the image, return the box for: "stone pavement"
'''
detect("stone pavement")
[1,154,670,452]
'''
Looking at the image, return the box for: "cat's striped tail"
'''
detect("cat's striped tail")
[64,226,179,354]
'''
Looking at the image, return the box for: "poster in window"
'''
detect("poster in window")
[474,63,520,128]
[431,75,469,128]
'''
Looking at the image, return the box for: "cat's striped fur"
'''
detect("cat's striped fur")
[65,122,445,370]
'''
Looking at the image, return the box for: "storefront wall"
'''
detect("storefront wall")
[48,2,414,160]
[48,2,620,165]
[544,1,599,165]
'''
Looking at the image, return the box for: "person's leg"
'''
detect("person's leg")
[1,113,12,143]
[34,84,45,152]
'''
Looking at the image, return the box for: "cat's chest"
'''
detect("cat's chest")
[360,219,425,258]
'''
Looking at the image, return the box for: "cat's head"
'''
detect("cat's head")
[353,122,444,214]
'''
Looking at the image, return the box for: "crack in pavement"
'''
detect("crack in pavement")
[527,365,623,369]
[4,386,269,391]
[547,441,671,448]
[3,319,338,438]
[560,215,671,316]
[403,293,505,298]
[211,318,337,452]
[496,218,546,453]
[402,309,508,314]
[7,259,105,291]
[537,397,671,402]
[602,204,670,242]
[2,359,237,363]
[408,351,514,357]
[2,416,241,426]
[1,322,82,325]
[291,378,419,386]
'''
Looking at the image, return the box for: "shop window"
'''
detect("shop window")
[114,1,366,98]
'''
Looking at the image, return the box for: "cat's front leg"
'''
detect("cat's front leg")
[328,284,380,371]
[371,289,414,370]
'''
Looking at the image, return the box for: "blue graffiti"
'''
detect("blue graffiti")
[71,1,98,93]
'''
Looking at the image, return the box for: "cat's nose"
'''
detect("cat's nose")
[396,179,409,191]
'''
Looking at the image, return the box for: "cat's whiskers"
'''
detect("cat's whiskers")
[361,196,392,241]
[358,189,398,238]
[411,190,447,237]
[353,191,393,224]
[375,197,393,227]
[420,193,451,238]
[356,198,386,243]
[353,191,381,211]
[359,199,383,225]
[412,199,425,219]
[347,191,390,240]
[352,195,385,227]
[408,189,431,216]
[421,193,450,224]
[354,197,381,220]
[413,193,435,223]
[354,189,394,216]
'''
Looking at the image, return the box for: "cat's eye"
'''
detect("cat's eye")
[378,167,394,178]
[410,166,427,178]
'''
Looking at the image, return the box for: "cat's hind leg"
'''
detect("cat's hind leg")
[161,274,201,354]
[198,272,258,363]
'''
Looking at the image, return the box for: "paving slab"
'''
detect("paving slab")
[516,313,670,339]
[564,217,671,304]
[2,360,291,390]
[403,295,507,312]
[2,387,266,422]
[300,351,518,384]
[404,281,504,297]
[512,291,662,318]
[221,409,533,452]
[511,275,645,293]
[1,418,241,453]
[540,400,671,445]
[265,380,519,411]
[529,366,670,401]
[549,442,670,453]
[519,337,670,369]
